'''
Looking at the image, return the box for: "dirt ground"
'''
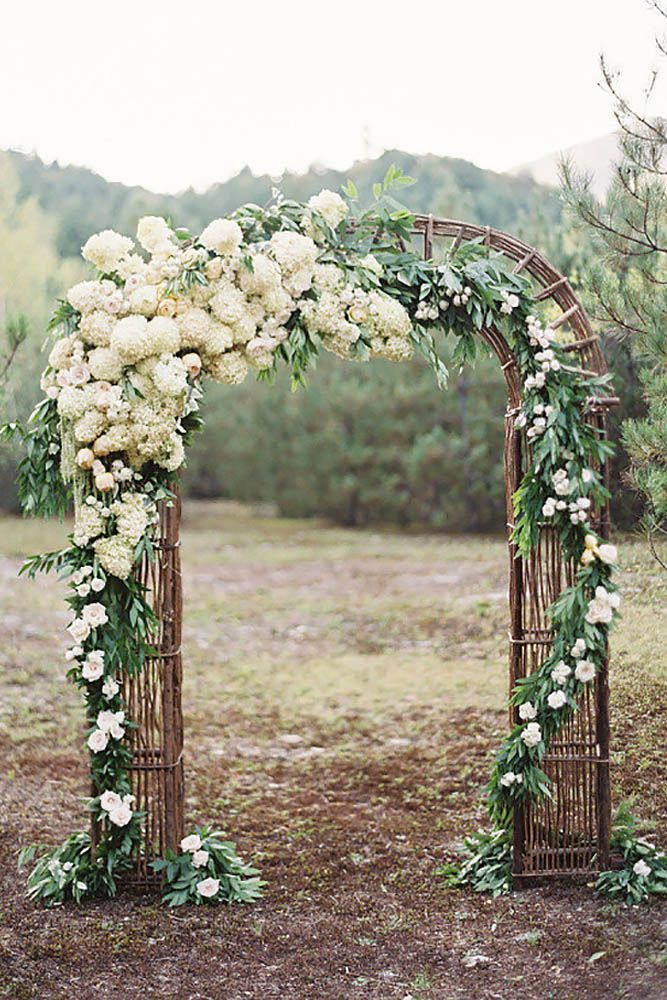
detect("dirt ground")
[0,501,665,1000]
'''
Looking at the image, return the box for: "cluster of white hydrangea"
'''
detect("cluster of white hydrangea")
[42,194,417,580]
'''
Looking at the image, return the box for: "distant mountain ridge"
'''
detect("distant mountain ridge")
[510,132,619,198]
[5,147,560,260]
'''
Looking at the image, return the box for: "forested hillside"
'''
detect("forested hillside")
[8,148,560,259]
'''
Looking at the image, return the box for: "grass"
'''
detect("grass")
[0,500,665,999]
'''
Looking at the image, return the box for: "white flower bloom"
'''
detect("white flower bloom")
[553,470,571,496]
[500,291,520,315]
[585,586,621,625]
[82,656,104,682]
[87,729,109,753]
[196,877,220,898]
[574,659,596,683]
[65,646,83,662]
[550,661,572,685]
[570,638,587,659]
[136,216,174,255]
[633,859,651,878]
[582,468,593,483]
[518,701,537,721]
[192,849,210,868]
[597,544,618,565]
[500,771,521,787]
[97,709,125,739]
[199,218,243,255]
[542,498,557,518]
[521,721,542,748]
[81,603,109,629]
[307,189,348,229]
[547,690,567,710]
[76,583,91,597]
[102,676,120,699]
[100,790,122,812]
[90,577,106,592]
[108,800,133,827]
[67,617,91,644]
[82,230,134,273]
[180,834,202,853]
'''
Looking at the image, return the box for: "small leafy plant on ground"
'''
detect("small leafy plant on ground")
[151,826,265,906]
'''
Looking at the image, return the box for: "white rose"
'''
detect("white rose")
[550,661,571,685]
[88,729,109,753]
[180,834,202,853]
[90,577,106,592]
[520,722,542,748]
[542,498,557,518]
[196,877,220,898]
[97,709,125,739]
[108,801,133,827]
[597,544,618,565]
[518,701,537,721]
[82,658,104,682]
[100,790,122,812]
[67,618,91,644]
[570,638,586,659]
[547,690,567,710]
[192,850,209,868]
[586,586,621,625]
[500,771,518,787]
[82,603,109,628]
[574,660,596,683]
[102,676,120,699]
[633,859,651,878]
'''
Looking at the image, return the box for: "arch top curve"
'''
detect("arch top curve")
[410,214,608,400]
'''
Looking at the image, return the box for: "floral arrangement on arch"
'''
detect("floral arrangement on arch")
[6,168,664,907]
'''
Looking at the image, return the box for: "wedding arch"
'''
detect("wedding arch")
[11,174,637,907]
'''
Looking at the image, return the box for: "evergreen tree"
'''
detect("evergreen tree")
[562,2,667,566]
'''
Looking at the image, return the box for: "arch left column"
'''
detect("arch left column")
[106,488,185,883]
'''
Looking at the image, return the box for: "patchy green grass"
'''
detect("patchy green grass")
[0,500,665,999]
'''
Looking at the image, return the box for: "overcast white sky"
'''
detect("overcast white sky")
[3,0,665,193]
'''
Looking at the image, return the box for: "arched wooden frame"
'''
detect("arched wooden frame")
[118,216,615,885]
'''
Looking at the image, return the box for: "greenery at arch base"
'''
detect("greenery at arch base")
[4,169,665,908]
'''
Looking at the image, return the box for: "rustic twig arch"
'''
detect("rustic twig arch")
[124,213,616,887]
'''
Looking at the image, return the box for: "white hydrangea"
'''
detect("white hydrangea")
[177,308,213,350]
[73,505,105,547]
[93,535,136,579]
[111,315,180,364]
[152,354,188,396]
[88,348,124,383]
[111,492,150,546]
[74,409,108,444]
[136,216,175,255]
[207,350,249,385]
[82,230,134,273]
[79,311,115,347]
[127,284,160,317]
[307,189,348,229]
[269,231,319,295]
[199,218,243,255]
[67,280,123,315]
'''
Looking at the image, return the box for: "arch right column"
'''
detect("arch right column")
[505,401,612,882]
